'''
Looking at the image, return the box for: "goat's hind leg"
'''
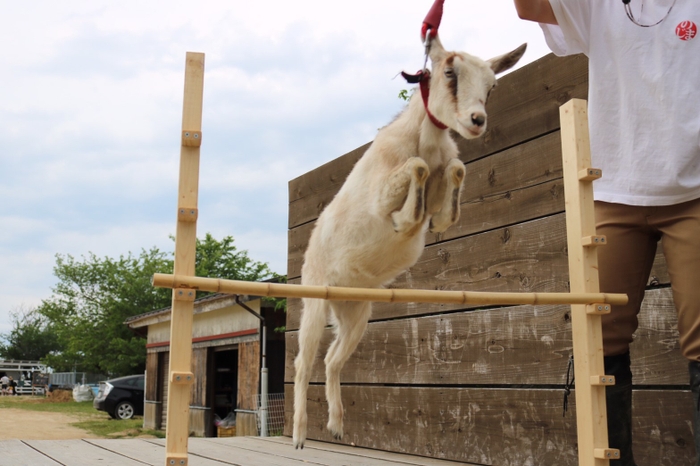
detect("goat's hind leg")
[379,157,430,233]
[428,158,465,233]
[293,297,328,449]
[324,300,372,440]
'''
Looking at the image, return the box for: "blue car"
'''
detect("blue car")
[93,374,144,420]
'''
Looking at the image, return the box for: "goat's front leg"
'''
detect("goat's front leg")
[378,157,430,233]
[426,158,465,233]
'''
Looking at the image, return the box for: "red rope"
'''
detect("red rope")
[419,73,448,130]
[400,0,449,131]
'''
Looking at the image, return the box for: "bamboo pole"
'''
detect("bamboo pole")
[152,273,628,307]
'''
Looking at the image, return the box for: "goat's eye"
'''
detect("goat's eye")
[444,68,455,79]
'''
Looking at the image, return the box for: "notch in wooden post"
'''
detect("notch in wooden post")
[166,454,188,466]
[170,371,195,385]
[590,375,616,386]
[177,207,198,223]
[174,289,196,302]
[578,168,602,181]
[594,448,621,460]
[586,303,611,315]
[582,235,606,247]
[182,130,202,147]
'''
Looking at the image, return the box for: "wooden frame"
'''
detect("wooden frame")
[160,50,621,466]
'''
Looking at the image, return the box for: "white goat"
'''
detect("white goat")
[293,34,526,449]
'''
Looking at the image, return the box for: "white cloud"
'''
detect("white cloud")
[0,0,551,336]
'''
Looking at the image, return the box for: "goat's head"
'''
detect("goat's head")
[425,36,527,139]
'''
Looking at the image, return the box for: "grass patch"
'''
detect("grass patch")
[72,418,165,439]
[1,394,164,439]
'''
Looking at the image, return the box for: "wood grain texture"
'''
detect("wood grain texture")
[287,214,571,330]
[238,340,260,411]
[287,132,566,280]
[283,384,694,465]
[285,287,685,386]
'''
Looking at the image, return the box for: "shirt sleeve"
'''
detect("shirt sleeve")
[540,0,592,56]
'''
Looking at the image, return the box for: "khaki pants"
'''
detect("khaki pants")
[596,198,700,361]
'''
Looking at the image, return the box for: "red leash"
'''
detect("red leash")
[402,0,447,130]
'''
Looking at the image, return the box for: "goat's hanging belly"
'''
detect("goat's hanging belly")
[308,226,426,289]
[302,192,429,286]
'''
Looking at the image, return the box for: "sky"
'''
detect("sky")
[0,1,551,335]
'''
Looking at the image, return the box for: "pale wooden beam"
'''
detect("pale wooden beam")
[164,51,205,466]
[561,98,619,465]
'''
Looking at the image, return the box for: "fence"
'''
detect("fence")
[254,393,285,436]
[49,372,106,388]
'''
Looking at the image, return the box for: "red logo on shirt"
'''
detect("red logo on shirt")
[675,21,697,41]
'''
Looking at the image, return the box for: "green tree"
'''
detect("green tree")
[38,247,172,376]
[32,234,278,377]
[0,306,62,361]
[194,233,274,284]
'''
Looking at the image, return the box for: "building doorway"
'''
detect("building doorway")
[211,347,238,423]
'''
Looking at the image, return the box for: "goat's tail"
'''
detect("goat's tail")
[294,297,328,381]
[293,296,328,448]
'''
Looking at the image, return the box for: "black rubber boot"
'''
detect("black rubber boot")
[688,361,700,466]
[605,352,637,466]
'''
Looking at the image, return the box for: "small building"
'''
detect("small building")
[126,292,285,437]
[0,360,47,395]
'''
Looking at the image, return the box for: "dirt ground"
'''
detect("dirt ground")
[0,407,99,440]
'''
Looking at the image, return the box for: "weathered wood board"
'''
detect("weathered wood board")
[0,439,62,466]
[285,51,689,465]
[285,288,685,386]
[282,385,695,466]
[0,437,468,466]
[287,214,669,331]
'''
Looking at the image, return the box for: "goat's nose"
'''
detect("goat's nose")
[471,112,486,127]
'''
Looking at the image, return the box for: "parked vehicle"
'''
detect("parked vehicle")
[93,374,144,420]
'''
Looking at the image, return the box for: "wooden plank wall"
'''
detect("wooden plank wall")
[283,53,696,465]
[190,347,211,437]
[237,341,261,436]
[144,352,161,431]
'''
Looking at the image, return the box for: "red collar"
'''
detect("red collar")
[401,69,448,131]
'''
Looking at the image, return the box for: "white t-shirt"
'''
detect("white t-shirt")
[541,0,700,206]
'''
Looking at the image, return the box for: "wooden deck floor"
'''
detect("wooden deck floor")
[0,436,477,466]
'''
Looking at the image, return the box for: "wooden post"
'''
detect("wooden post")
[560,98,619,465]
[164,51,205,466]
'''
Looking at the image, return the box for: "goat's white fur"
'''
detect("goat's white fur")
[293,35,526,449]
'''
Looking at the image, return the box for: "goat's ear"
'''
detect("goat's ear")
[427,34,448,64]
[488,43,527,75]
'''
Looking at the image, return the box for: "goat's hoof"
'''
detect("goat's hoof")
[327,420,344,441]
[293,438,305,450]
[429,220,444,234]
